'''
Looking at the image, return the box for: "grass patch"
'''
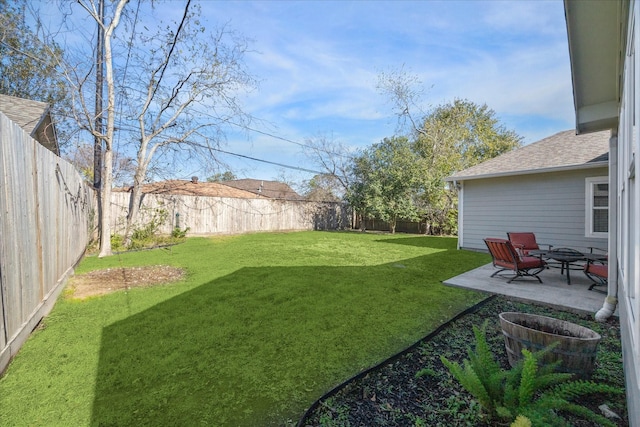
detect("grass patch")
[0,231,489,426]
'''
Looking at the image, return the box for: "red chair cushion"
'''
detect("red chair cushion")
[585,264,608,278]
[518,256,546,269]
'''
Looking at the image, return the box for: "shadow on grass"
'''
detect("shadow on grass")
[91,251,486,426]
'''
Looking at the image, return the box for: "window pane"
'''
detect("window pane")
[594,183,608,207]
[593,209,608,233]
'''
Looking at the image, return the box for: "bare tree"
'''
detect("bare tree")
[377,65,430,137]
[118,1,256,244]
[304,132,355,197]
[68,0,128,257]
[65,142,135,186]
[54,0,256,253]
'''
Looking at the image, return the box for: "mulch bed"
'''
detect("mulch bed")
[67,265,185,299]
[299,296,628,427]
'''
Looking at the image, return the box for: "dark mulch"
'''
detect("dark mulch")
[299,296,628,427]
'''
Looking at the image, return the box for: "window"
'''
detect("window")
[585,177,608,238]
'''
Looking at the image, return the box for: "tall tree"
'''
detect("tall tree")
[378,68,521,234]
[347,136,424,234]
[74,0,128,257]
[0,0,71,146]
[415,99,522,234]
[57,0,256,254]
[118,1,255,245]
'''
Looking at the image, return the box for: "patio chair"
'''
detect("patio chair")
[484,237,547,283]
[507,232,552,256]
[584,258,608,292]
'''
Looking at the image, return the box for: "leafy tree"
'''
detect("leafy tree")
[378,68,522,235]
[415,99,521,172]
[303,174,342,202]
[415,99,521,234]
[347,136,425,233]
[0,0,71,147]
[207,171,237,182]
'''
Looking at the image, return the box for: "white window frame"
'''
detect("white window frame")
[585,176,609,238]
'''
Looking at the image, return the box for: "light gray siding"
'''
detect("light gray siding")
[460,167,609,252]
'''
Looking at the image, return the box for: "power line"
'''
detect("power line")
[229,122,355,160]
[189,106,355,160]
[200,144,324,175]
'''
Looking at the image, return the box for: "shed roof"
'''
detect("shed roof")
[446,129,610,181]
[114,179,259,199]
[0,93,59,155]
[223,179,303,200]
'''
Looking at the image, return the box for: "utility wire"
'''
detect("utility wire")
[201,145,324,175]
[225,121,355,160]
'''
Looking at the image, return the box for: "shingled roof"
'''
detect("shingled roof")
[223,179,303,200]
[0,94,59,155]
[446,129,610,181]
[114,179,259,199]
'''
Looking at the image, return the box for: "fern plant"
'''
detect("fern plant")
[440,321,622,426]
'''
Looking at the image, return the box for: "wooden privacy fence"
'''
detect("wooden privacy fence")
[110,192,350,235]
[0,112,94,374]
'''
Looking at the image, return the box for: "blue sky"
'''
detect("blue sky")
[35,0,574,186]
[191,0,574,184]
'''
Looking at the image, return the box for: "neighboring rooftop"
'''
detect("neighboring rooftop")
[446,129,610,181]
[223,179,303,200]
[0,93,59,155]
[114,178,259,199]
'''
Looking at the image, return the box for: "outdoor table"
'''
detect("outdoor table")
[529,248,589,285]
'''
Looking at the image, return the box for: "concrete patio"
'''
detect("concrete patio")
[443,262,614,315]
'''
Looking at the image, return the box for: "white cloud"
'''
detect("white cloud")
[41,0,577,179]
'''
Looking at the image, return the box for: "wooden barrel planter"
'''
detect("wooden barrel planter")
[499,312,601,379]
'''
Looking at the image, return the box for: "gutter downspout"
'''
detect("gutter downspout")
[455,180,463,250]
[596,132,619,321]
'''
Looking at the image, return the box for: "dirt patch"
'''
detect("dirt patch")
[67,265,185,299]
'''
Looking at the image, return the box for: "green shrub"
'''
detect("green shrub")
[131,208,168,241]
[110,234,124,251]
[171,227,189,239]
[440,321,622,426]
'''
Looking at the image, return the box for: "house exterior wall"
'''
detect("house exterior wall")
[617,1,640,422]
[458,167,609,252]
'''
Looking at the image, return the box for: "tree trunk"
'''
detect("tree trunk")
[98,147,113,257]
[96,0,127,257]
[123,165,146,246]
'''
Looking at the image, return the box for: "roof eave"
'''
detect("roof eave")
[446,161,609,182]
[564,0,627,134]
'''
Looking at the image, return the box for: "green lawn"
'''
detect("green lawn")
[0,231,489,426]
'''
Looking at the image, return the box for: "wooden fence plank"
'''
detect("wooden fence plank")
[0,112,93,374]
[109,192,349,236]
